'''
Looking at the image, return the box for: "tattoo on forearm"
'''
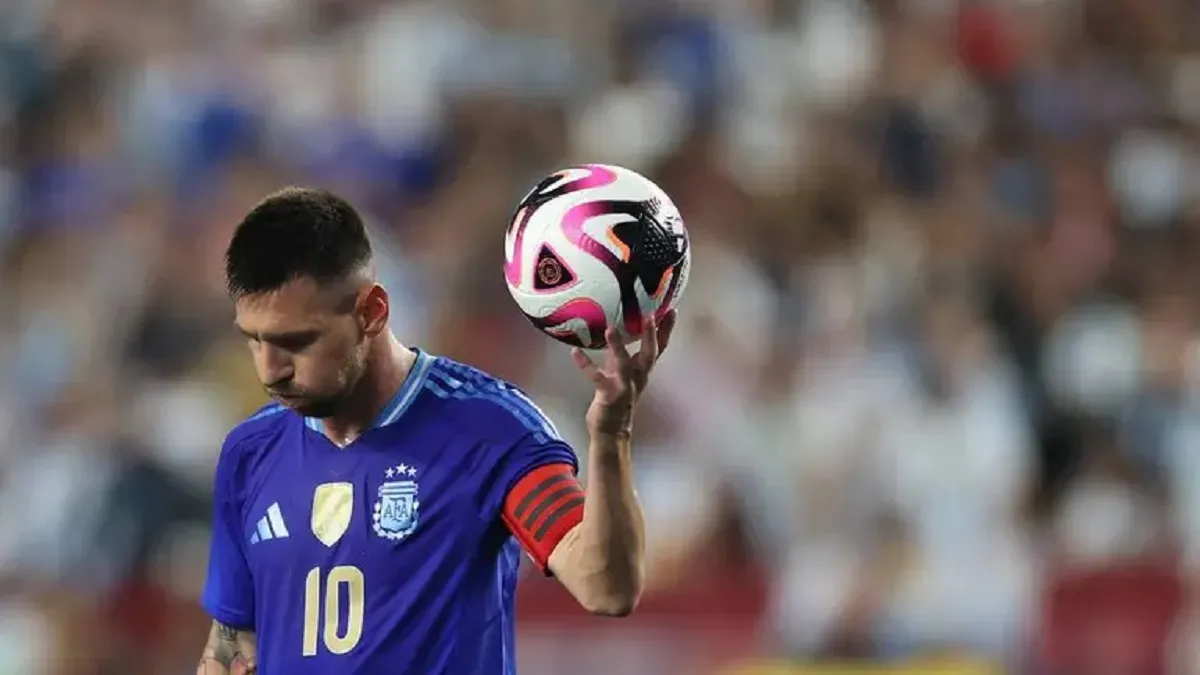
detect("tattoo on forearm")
[214,623,239,667]
[199,622,257,674]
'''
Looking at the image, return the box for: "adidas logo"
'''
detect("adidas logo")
[250,503,290,544]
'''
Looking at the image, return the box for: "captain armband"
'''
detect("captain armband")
[502,463,585,572]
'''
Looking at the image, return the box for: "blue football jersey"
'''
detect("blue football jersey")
[201,350,578,675]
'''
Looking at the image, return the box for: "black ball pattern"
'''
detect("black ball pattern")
[611,199,688,296]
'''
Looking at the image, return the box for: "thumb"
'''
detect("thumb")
[572,348,607,385]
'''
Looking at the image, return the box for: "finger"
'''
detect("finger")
[571,347,608,385]
[605,326,632,364]
[657,309,678,356]
[637,314,660,370]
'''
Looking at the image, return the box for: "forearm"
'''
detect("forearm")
[197,621,257,675]
[550,431,646,615]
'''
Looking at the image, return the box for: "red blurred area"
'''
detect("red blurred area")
[516,568,769,675]
[956,4,1019,83]
[92,558,1192,674]
[1037,559,1184,675]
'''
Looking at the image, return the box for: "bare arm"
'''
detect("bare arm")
[529,312,676,616]
[197,621,257,675]
[547,430,645,616]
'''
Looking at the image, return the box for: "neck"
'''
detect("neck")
[322,332,414,445]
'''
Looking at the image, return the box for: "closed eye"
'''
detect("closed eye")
[237,327,321,352]
[270,332,320,352]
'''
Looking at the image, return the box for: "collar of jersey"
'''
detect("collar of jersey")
[303,349,436,433]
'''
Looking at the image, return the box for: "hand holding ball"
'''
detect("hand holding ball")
[503,164,691,349]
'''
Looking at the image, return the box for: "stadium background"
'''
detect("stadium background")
[2,0,1200,673]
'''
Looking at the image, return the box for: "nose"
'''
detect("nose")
[255,344,295,388]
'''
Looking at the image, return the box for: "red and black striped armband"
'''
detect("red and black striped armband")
[502,463,585,573]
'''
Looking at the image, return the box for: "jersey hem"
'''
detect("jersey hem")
[201,599,255,632]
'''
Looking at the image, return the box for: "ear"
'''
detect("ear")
[357,284,390,337]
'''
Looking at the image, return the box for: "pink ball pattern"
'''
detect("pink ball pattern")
[505,165,688,349]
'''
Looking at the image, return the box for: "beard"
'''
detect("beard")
[269,350,369,419]
[266,386,344,418]
[288,395,343,419]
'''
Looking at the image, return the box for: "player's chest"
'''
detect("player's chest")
[240,445,479,575]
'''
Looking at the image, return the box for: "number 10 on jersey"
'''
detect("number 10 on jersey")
[303,565,365,656]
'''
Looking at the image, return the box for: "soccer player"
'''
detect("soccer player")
[197,187,676,675]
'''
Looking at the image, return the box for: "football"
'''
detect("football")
[503,164,691,349]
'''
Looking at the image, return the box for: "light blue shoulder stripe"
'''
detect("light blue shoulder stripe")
[495,381,562,439]
[374,350,435,428]
[244,403,287,424]
[424,367,560,443]
[228,403,289,443]
[301,350,436,432]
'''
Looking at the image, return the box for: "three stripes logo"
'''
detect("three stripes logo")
[249,502,290,544]
[510,468,585,544]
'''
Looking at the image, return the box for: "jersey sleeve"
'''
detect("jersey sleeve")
[200,435,256,630]
[475,384,582,572]
[502,461,585,573]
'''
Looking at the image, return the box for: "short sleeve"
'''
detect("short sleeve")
[478,384,578,519]
[200,438,256,630]
[502,457,585,572]
[484,435,579,522]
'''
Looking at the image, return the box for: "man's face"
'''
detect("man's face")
[234,277,369,418]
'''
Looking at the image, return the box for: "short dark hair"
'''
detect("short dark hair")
[224,187,373,298]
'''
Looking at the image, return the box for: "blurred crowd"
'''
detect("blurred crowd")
[4,0,1200,673]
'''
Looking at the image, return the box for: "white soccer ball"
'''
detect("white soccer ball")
[503,164,691,349]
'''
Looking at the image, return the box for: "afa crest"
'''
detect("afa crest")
[373,464,420,542]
